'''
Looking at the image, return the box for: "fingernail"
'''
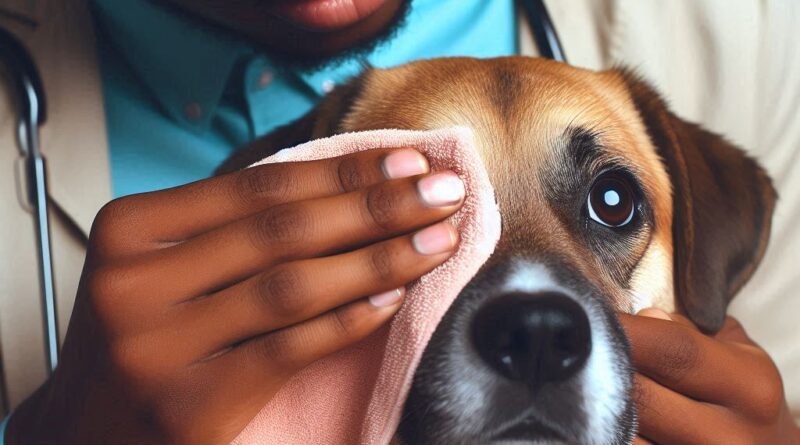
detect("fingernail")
[417,171,465,207]
[412,223,458,255]
[382,149,429,179]
[369,287,405,307]
[637,308,672,320]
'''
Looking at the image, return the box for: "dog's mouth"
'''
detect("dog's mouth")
[492,414,567,443]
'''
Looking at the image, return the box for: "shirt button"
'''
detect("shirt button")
[184,102,204,121]
[322,79,336,93]
[257,70,274,89]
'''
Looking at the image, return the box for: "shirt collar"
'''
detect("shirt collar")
[91,0,422,131]
[92,0,251,131]
[297,58,369,97]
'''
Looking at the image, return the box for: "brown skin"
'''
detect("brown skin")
[626,310,800,445]
[7,150,463,444]
[7,1,799,444]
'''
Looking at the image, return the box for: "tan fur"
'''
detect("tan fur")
[335,57,675,312]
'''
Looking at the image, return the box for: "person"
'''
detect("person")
[1,0,798,443]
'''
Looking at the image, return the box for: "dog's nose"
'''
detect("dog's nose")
[471,292,591,389]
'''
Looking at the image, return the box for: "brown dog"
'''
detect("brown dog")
[218,57,776,445]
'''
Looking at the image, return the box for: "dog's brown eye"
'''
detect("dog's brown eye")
[587,173,635,228]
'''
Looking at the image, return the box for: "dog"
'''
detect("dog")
[217,57,776,445]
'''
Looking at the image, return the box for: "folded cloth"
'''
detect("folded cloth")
[232,127,501,445]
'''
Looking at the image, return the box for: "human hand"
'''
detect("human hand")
[7,148,463,445]
[621,309,800,445]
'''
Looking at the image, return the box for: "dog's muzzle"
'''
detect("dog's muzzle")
[400,261,637,445]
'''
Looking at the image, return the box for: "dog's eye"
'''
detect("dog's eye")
[587,173,635,228]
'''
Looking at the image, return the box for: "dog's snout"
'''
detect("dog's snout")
[471,292,592,388]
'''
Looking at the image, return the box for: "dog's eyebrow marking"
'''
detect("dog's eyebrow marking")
[565,126,605,172]
[562,126,637,177]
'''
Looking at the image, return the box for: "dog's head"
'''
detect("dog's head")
[218,57,776,444]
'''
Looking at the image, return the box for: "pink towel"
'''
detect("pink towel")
[232,127,501,445]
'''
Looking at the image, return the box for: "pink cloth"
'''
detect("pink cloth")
[232,127,501,445]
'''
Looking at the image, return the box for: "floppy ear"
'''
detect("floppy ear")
[618,71,777,333]
[215,74,367,175]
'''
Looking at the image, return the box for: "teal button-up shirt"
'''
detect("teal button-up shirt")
[91,0,518,198]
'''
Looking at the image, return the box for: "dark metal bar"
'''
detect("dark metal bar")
[519,0,567,63]
[1,27,59,374]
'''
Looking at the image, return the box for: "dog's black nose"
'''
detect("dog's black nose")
[471,292,592,388]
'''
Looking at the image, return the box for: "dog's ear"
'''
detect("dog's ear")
[617,71,777,333]
[214,74,367,175]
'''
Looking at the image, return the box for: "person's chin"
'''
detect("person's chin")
[160,0,411,73]
[261,0,411,73]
